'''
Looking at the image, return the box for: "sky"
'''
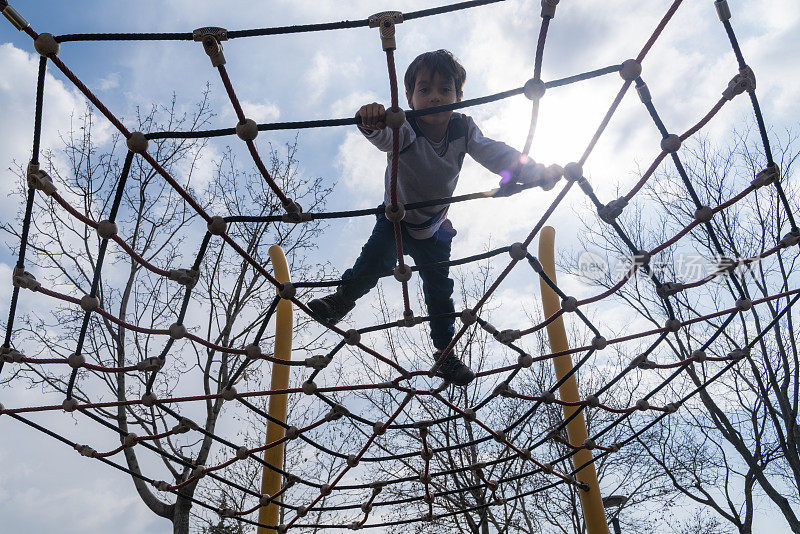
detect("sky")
[1,0,799,532]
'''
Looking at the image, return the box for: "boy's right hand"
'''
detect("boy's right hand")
[356,103,386,131]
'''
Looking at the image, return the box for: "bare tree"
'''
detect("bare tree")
[1,92,332,533]
[570,127,800,533]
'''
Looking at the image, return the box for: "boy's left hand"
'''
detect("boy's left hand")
[497,160,563,196]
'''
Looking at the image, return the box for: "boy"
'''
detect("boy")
[309,50,554,386]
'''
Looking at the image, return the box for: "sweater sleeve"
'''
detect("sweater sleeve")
[464,115,523,176]
[360,121,416,153]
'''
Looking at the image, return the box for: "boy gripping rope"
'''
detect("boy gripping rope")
[309,50,559,385]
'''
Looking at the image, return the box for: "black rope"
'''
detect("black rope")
[145,65,621,140]
[54,0,506,43]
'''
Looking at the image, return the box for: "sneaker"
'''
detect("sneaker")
[307,290,355,325]
[432,349,475,386]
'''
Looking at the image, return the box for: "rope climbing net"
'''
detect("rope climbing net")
[1,0,798,531]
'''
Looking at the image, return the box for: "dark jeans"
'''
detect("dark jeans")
[340,209,456,350]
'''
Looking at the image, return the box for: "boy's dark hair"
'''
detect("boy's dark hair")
[404,49,466,99]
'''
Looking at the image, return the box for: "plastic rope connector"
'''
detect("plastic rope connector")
[200,35,226,67]
[0,346,24,363]
[714,0,731,21]
[141,392,157,407]
[729,347,750,361]
[368,11,403,51]
[462,408,476,422]
[373,420,387,435]
[301,381,317,395]
[723,66,756,100]
[401,309,416,328]
[219,508,236,519]
[244,343,262,360]
[220,386,238,401]
[665,318,682,332]
[509,242,527,261]
[735,298,753,311]
[636,399,650,411]
[597,198,628,224]
[136,357,163,372]
[695,206,714,223]
[207,216,227,236]
[62,398,78,412]
[277,282,296,300]
[34,33,59,56]
[236,119,259,141]
[80,294,100,311]
[585,394,600,407]
[235,446,249,460]
[384,203,405,222]
[27,167,57,196]
[2,3,29,30]
[193,26,228,42]
[12,268,40,291]
[541,0,560,18]
[123,433,138,448]
[561,296,578,313]
[660,134,681,153]
[751,164,779,188]
[481,321,498,335]
[619,59,642,81]
[191,465,207,480]
[718,256,738,272]
[636,82,652,103]
[169,268,200,288]
[780,229,800,248]
[541,390,556,404]
[460,309,477,325]
[169,323,187,340]
[518,353,533,368]
[495,329,521,345]
[344,329,361,346]
[126,132,148,153]
[656,281,684,299]
[175,417,199,433]
[393,264,412,283]
[591,336,607,350]
[633,250,651,267]
[96,220,118,240]
[67,353,85,369]
[564,162,583,182]
[74,444,97,457]
[304,354,332,370]
[384,107,406,129]
[523,78,546,100]
[692,349,707,363]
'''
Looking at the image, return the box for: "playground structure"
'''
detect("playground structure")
[1,0,798,532]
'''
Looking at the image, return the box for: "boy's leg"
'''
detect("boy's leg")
[308,212,397,325]
[404,225,456,350]
[405,223,473,385]
[339,212,398,302]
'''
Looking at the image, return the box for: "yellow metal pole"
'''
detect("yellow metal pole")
[538,226,609,534]
[258,245,293,532]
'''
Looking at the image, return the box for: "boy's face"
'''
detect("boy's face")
[406,68,461,128]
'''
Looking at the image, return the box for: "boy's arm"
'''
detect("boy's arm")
[464,115,525,176]
[357,103,415,152]
[465,115,556,191]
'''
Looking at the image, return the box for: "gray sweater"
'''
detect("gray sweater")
[362,112,523,239]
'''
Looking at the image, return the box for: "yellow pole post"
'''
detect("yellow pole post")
[258,245,293,532]
[538,226,609,534]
